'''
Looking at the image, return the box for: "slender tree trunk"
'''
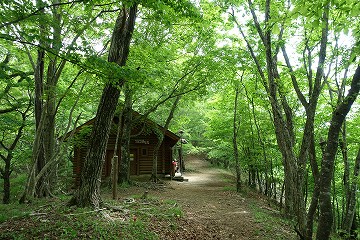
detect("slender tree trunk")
[305,134,321,240]
[258,0,298,219]
[342,147,360,238]
[178,144,185,173]
[1,109,28,204]
[151,96,181,182]
[271,159,276,199]
[233,85,241,192]
[1,156,11,204]
[151,134,163,183]
[235,1,328,236]
[340,125,350,200]
[119,83,133,185]
[316,65,360,240]
[70,4,137,208]
[110,106,122,198]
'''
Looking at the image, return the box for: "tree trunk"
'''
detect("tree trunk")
[1,156,11,204]
[30,0,62,199]
[316,65,360,240]
[178,144,185,173]
[233,85,241,192]
[1,109,28,204]
[33,0,47,198]
[70,5,137,208]
[305,133,321,240]
[151,96,181,182]
[151,134,163,183]
[35,54,58,197]
[119,83,133,185]
[341,147,360,238]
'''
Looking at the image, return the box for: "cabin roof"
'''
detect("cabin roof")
[62,109,180,144]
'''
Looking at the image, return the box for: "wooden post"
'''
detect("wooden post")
[112,155,118,200]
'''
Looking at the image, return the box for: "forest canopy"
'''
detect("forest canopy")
[1,0,360,239]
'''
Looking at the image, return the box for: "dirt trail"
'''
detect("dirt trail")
[145,155,297,240]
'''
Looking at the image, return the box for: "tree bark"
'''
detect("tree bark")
[26,0,63,199]
[1,108,28,204]
[341,147,360,238]
[316,65,360,240]
[33,0,47,198]
[233,85,241,192]
[1,152,12,204]
[119,83,133,185]
[305,133,321,240]
[70,4,137,208]
[151,96,181,182]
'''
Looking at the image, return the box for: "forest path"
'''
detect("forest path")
[132,155,297,240]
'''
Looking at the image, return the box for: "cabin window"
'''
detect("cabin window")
[113,116,119,124]
[142,148,148,156]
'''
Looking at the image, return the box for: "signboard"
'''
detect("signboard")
[134,139,150,145]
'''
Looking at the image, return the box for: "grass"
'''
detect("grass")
[249,201,296,240]
[0,193,182,240]
[0,173,27,204]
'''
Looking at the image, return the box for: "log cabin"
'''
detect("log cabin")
[68,109,180,186]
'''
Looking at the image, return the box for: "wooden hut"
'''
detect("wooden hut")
[68,110,180,186]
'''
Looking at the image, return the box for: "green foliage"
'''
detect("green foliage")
[248,201,296,240]
[0,194,182,239]
[70,125,93,148]
[0,174,27,203]
[1,0,360,236]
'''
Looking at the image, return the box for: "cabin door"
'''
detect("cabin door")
[130,149,138,175]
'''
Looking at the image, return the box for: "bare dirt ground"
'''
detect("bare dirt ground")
[124,155,298,240]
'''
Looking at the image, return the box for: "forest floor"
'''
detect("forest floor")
[119,154,298,240]
[0,155,298,239]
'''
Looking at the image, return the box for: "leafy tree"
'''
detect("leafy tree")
[0,52,32,204]
[316,65,360,239]
[70,3,138,208]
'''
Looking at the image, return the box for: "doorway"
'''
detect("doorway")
[130,149,138,175]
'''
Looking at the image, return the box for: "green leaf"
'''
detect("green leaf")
[273,24,280,35]
[312,19,320,28]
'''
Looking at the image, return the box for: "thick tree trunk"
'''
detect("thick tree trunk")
[73,85,121,208]
[35,56,58,198]
[70,5,137,208]
[316,65,360,240]
[31,0,62,199]
[33,0,47,197]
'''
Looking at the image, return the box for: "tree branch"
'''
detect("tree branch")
[230,7,268,92]
[55,69,84,113]
[0,0,85,29]
[312,4,329,101]
[281,46,308,108]
[0,106,19,114]
[247,0,265,45]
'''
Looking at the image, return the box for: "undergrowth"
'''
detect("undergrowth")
[0,193,182,240]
